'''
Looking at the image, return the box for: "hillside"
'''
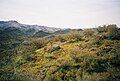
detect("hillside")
[0,20,61,53]
[0,24,120,81]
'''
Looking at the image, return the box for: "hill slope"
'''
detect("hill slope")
[0,24,120,81]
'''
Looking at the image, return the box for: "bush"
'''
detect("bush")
[106,24,120,40]
[46,45,61,53]
[67,38,78,43]
[97,24,120,40]
[97,25,107,33]
[83,29,94,37]
[91,36,104,46]
[53,35,66,42]
[32,38,47,49]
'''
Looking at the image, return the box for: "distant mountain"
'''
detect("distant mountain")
[0,20,62,52]
[0,20,84,38]
[0,20,61,36]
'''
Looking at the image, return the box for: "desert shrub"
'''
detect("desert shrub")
[53,31,83,43]
[97,25,107,33]
[109,56,120,67]
[67,38,78,43]
[71,55,108,73]
[0,69,26,81]
[44,53,55,59]
[97,24,120,40]
[46,45,61,53]
[104,67,120,81]
[32,38,47,49]
[91,35,104,46]
[86,58,107,73]
[83,29,94,37]
[106,24,120,40]
[25,54,37,62]
[16,58,26,66]
[97,40,120,68]
[53,35,66,42]
[69,47,81,57]
[63,31,83,41]
[97,40,120,56]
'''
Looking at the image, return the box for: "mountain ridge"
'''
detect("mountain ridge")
[0,20,61,34]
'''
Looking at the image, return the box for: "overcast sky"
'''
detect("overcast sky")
[0,0,120,28]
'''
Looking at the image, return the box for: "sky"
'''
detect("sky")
[0,0,120,28]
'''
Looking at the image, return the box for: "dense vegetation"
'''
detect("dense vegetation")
[0,24,120,81]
